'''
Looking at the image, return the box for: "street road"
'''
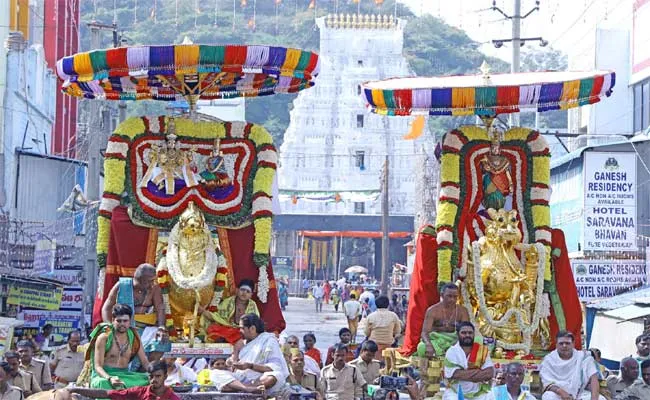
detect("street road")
[282,296,366,361]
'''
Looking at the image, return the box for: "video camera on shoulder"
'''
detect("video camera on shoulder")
[379,375,407,391]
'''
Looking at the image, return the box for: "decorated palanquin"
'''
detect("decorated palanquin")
[400,125,584,356]
[93,115,285,334]
[358,68,619,357]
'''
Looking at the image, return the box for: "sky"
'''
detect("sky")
[399,0,634,62]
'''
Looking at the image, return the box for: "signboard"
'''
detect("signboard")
[60,288,83,311]
[18,310,81,346]
[7,286,63,310]
[32,239,56,275]
[50,268,84,288]
[271,256,293,279]
[572,259,647,301]
[583,152,637,251]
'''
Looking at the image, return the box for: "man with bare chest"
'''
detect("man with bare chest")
[199,279,260,361]
[102,264,166,347]
[417,283,470,358]
[90,304,151,389]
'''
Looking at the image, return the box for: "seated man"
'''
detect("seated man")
[617,359,650,400]
[102,264,165,346]
[348,340,381,385]
[4,351,40,397]
[210,313,289,395]
[164,358,197,386]
[443,321,494,400]
[487,362,535,400]
[288,350,320,392]
[418,283,470,358]
[89,304,151,389]
[199,279,259,361]
[58,360,180,400]
[540,330,604,400]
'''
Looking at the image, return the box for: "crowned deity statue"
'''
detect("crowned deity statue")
[479,132,514,211]
[139,119,201,195]
[200,138,232,190]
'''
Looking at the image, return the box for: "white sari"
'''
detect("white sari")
[211,332,289,394]
[540,349,604,400]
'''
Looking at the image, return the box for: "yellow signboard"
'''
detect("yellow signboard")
[7,286,63,311]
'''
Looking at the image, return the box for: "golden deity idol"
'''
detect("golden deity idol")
[159,202,226,334]
[465,208,550,351]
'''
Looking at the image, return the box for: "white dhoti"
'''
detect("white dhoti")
[540,350,605,400]
[210,332,289,395]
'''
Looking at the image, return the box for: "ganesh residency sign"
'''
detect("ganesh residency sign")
[583,151,637,252]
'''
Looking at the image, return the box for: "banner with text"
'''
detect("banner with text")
[7,286,63,310]
[18,310,81,346]
[272,256,293,279]
[583,152,637,251]
[572,259,647,301]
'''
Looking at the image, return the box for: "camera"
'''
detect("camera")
[379,375,408,391]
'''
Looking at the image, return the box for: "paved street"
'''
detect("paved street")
[282,296,366,360]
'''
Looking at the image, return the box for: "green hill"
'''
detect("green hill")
[79,0,508,144]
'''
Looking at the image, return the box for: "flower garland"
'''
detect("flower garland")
[435,126,552,284]
[464,241,547,352]
[97,117,276,302]
[157,250,228,330]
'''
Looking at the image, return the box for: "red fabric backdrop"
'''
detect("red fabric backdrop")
[549,228,583,349]
[92,206,286,333]
[400,227,439,355]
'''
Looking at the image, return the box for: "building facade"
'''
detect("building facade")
[278,14,429,217]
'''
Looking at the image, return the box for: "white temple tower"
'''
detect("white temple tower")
[278,14,430,217]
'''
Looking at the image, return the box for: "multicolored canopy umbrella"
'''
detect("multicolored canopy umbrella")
[361,70,615,117]
[56,44,319,102]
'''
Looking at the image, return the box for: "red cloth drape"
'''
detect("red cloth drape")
[549,228,583,349]
[93,206,157,327]
[93,206,286,333]
[400,228,439,355]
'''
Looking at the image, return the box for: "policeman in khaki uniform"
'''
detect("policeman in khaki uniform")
[320,344,366,400]
[348,340,381,385]
[50,331,84,388]
[16,340,52,390]
[4,352,39,397]
[0,361,23,400]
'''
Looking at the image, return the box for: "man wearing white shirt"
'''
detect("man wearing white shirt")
[487,363,535,400]
[313,283,325,312]
[343,294,362,343]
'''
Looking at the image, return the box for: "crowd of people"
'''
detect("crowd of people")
[6,277,650,400]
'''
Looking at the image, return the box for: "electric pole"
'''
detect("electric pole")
[380,156,390,295]
[490,0,547,126]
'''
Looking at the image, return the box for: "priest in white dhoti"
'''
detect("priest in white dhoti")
[540,330,604,400]
[210,313,289,395]
[443,322,494,400]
